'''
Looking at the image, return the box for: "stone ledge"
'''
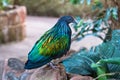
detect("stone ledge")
[0,6,27,43]
[1,58,93,80]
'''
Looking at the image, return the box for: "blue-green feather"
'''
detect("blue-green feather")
[25,16,75,69]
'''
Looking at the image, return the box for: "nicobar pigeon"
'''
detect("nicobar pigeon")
[24,16,76,69]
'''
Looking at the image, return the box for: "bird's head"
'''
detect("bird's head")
[59,16,77,24]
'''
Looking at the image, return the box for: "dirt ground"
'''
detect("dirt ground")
[0,16,103,60]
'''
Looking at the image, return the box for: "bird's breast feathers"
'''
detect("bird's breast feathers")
[28,24,71,62]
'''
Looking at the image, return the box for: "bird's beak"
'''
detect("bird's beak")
[69,20,77,28]
[72,20,77,26]
[73,20,77,25]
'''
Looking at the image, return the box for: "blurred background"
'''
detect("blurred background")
[0,0,120,60]
[0,0,100,60]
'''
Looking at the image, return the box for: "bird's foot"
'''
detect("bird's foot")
[49,62,59,69]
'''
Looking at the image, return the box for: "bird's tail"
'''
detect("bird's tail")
[24,60,41,69]
[24,59,51,69]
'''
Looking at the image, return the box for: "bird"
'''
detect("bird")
[24,16,76,69]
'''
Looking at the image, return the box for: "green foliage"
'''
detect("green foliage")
[62,30,120,79]
[62,49,99,76]
[92,0,103,10]
[70,0,103,9]
[91,58,120,80]
[91,63,107,80]
[72,16,111,42]
[69,0,118,25]
[99,58,120,65]
[74,17,83,31]
[104,7,118,21]
[70,0,91,5]
[70,0,118,42]
[70,0,80,4]
[0,0,12,10]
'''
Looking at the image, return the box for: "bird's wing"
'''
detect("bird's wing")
[40,34,70,56]
[28,31,70,63]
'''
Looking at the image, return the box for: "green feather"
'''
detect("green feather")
[25,16,75,69]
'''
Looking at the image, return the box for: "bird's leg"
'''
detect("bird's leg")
[48,62,60,69]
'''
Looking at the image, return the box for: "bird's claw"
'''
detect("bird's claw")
[49,62,59,69]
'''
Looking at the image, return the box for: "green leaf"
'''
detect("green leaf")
[92,0,103,10]
[92,58,120,80]
[91,63,107,80]
[104,8,111,21]
[62,49,99,76]
[79,22,89,34]
[93,19,102,31]
[100,58,120,65]
[103,7,118,21]
[74,20,83,31]
[73,17,83,31]
[111,7,118,20]
[70,0,80,4]
[77,19,84,27]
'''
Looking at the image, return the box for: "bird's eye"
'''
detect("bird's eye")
[68,18,72,21]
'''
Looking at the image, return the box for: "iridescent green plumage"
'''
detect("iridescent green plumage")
[25,16,76,69]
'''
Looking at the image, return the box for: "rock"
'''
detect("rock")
[70,75,93,80]
[8,58,25,72]
[5,72,19,80]
[0,57,94,80]
[0,14,8,30]
[0,6,26,44]
[8,23,26,41]
[30,64,67,80]
[0,60,4,79]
